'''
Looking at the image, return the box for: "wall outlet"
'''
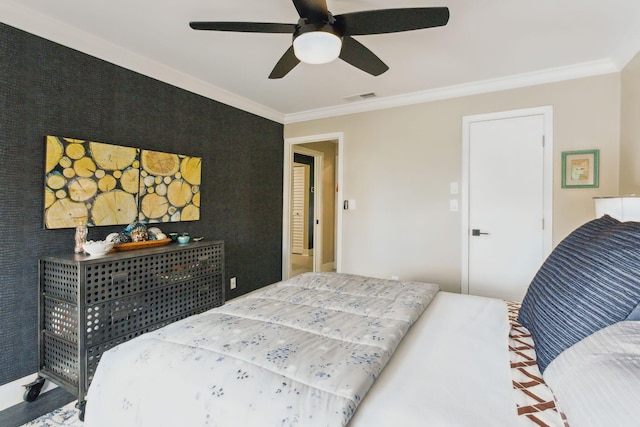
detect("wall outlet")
[391,275,399,281]
[230,277,236,290]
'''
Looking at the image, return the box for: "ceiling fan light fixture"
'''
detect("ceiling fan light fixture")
[190,3,450,78]
[293,30,342,64]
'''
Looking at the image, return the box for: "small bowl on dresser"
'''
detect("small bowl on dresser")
[83,240,114,256]
[177,235,190,244]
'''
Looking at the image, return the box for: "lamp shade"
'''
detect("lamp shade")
[293,31,342,64]
[594,196,640,221]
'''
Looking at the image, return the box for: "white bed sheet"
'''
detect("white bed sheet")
[349,291,519,427]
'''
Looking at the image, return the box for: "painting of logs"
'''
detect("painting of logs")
[139,150,201,223]
[44,136,201,229]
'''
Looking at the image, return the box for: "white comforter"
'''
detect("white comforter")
[84,273,439,427]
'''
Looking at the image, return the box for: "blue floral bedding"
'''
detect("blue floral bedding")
[85,273,440,427]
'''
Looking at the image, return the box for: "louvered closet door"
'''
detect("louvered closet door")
[292,165,306,255]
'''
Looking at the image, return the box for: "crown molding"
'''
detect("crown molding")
[0,1,285,124]
[2,1,632,127]
[284,59,620,124]
[610,25,640,69]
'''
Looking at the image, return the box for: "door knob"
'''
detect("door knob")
[472,229,490,236]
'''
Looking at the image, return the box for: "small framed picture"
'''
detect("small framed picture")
[561,149,599,188]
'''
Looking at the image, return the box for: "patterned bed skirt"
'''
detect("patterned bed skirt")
[507,301,568,427]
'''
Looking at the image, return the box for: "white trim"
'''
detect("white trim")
[284,60,615,124]
[611,25,640,69]
[0,1,284,124]
[1,0,625,125]
[321,262,336,272]
[461,106,553,295]
[283,132,344,280]
[0,373,58,412]
[293,146,324,274]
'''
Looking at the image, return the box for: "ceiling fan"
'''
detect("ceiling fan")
[189,0,449,79]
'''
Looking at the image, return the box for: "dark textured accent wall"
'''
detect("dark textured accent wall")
[0,22,284,386]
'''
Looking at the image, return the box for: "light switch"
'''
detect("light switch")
[450,182,459,195]
[349,199,356,210]
[450,199,459,212]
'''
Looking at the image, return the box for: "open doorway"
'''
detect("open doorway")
[283,133,343,280]
[291,148,321,277]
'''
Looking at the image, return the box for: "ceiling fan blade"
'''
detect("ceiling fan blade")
[292,0,329,21]
[335,7,450,36]
[339,36,388,77]
[189,21,296,34]
[269,46,301,79]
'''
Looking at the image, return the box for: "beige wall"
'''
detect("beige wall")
[620,51,640,194]
[284,74,621,293]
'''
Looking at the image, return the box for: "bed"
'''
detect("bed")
[83,215,640,427]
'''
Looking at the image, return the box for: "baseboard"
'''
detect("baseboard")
[321,262,336,272]
[0,373,57,412]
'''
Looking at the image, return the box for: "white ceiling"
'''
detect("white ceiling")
[2,0,640,123]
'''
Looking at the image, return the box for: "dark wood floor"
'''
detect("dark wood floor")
[0,388,75,427]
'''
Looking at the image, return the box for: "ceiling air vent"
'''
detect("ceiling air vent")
[343,92,377,102]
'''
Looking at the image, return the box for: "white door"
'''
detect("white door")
[463,108,552,301]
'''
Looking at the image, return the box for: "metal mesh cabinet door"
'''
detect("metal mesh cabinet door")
[38,240,225,403]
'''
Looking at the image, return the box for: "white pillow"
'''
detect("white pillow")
[543,321,640,427]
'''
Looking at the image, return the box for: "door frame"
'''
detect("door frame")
[282,132,344,280]
[293,146,324,270]
[460,106,553,295]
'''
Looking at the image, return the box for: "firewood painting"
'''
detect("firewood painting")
[44,136,140,229]
[44,136,201,229]
[139,150,201,223]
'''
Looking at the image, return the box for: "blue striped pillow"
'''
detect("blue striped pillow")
[519,216,640,372]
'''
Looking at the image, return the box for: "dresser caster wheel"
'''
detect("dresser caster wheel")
[23,377,46,402]
[76,400,86,421]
